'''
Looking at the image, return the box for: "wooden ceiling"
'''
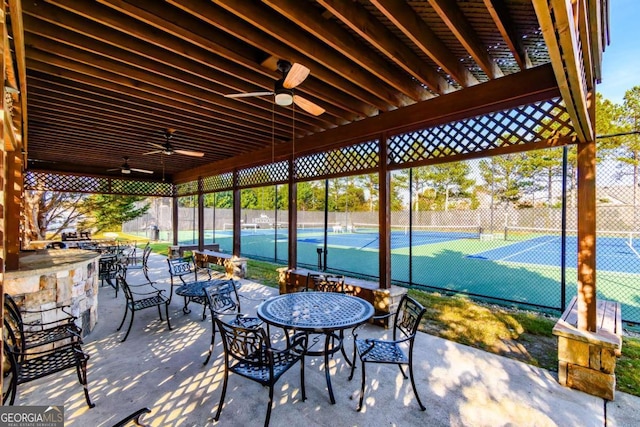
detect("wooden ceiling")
[13,0,597,182]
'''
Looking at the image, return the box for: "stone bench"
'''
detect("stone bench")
[552,296,622,400]
[277,268,407,327]
[193,249,247,279]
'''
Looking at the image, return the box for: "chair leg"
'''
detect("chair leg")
[117,305,129,331]
[348,344,357,381]
[398,364,408,379]
[75,358,95,408]
[203,328,216,365]
[121,310,135,342]
[165,303,172,330]
[265,385,274,427]
[408,361,426,411]
[357,361,366,411]
[157,305,163,321]
[214,368,229,422]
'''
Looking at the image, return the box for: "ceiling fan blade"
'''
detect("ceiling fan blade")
[293,95,325,116]
[147,142,166,150]
[106,168,120,172]
[283,63,310,89]
[131,168,154,174]
[225,91,273,98]
[175,149,205,157]
[143,150,162,156]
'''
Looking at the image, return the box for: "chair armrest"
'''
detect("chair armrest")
[112,407,151,427]
[6,340,85,357]
[128,288,165,297]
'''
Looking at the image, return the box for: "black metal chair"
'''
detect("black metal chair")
[3,318,94,408]
[3,293,82,353]
[348,294,427,412]
[167,256,211,318]
[124,242,152,283]
[202,281,263,365]
[116,275,171,342]
[100,254,122,296]
[214,318,307,427]
[305,273,349,294]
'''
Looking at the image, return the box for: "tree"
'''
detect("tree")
[78,194,150,232]
[426,162,474,211]
[23,191,87,241]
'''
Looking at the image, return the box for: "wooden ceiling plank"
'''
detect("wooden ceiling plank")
[27,72,294,140]
[264,0,434,101]
[370,0,479,88]
[532,0,592,142]
[28,96,269,150]
[162,0,387,113]
[211,0,406,108]
[24,23,340,128]
[483,0,532,70]
[174,64,560,183]
[428,0,503,80]
[315,0,450,95]
[25,45,320,134]
[90,0,363,120]
[26,60,310,144]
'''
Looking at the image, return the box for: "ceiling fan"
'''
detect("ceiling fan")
[107,156,153,175]
[224,60,325,116]
[143,129,205,158]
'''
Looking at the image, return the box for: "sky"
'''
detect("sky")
[596,0,640,104]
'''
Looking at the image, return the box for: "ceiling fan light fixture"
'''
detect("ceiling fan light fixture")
[275,91,293,106]
[121,168,131,174]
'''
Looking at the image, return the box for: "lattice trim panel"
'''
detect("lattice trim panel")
[176,180,199,197]
[238,161,289,188]
[202,172,233,193]
[24,171,173,196]
[295,140,379,181]
[388,97,575,167]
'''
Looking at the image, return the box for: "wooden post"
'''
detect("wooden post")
[5,150,22,270]
[576,139,597,332]
[197,178,204,251]
[378,133,391,289]
[288,155,297,269]
[172,193,178,245]
[232,170,241,257]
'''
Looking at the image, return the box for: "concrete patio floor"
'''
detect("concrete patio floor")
[12,253,639,426]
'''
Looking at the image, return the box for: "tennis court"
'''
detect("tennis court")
[471,233,640,274]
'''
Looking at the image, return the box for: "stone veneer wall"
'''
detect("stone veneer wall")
[5,253,100,337]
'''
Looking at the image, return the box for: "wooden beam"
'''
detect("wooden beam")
[288,157,297,269]
[533,0,593,142]
[483,0,531,70]
[316,0,451,95]
[8,0,27,153]
[232,171,241,257]
[428,0,503,79]
[213,0,407,108]
[267,0,441,99]
[5,150,22,270]
[378,133,390,289]
[577,139,597,332]
[370,0,478,87]
[174,64,560,183]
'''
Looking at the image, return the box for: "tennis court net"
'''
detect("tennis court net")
[352,223,481,239]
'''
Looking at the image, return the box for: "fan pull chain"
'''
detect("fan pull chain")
[272,101,275,164]
[292,102,296,179]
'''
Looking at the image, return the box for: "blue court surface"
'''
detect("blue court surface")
[470,235,640,274]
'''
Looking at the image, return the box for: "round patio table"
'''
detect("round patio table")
[257,292,374,404]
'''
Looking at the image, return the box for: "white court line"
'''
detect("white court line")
[497,236,560,262]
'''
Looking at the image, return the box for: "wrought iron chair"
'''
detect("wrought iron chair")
[124,242,152,283]
[167,256,211,318]
[3,318,94,407]
[202,281,263,365]
[348,294,427,411]
[214,317,307,427]
[305,273,351,357]
[99,254,123,296]
[116,275,171,342]
[3,293,82,353]
[305,272,349,294]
